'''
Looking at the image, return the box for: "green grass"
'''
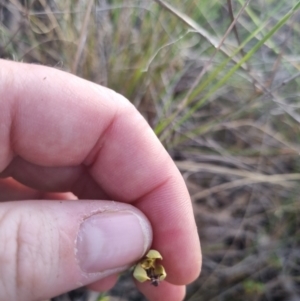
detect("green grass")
[2,0,300,300]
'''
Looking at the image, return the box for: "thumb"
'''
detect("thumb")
[0,200,152,301]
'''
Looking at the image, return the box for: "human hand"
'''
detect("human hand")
[0,60,201,301]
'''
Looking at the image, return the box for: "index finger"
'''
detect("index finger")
[0,60,201,285]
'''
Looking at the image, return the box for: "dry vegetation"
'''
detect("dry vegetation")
[2,0,300,300]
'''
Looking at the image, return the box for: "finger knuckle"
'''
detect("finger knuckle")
[0,208,55,301]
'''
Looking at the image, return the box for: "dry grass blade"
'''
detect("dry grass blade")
[153,0,219,47]
[36,0,64,40]
[176,0,252,111]
[215,120,300,154]
[154,0,251,141]
[176,161,297,181]
[191,177,294,201]
[176,161,300,200]
[72,0,94,74]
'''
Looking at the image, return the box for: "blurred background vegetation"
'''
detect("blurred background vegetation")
[2,0,300,300]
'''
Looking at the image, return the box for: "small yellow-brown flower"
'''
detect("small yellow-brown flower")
[133,249,167,286]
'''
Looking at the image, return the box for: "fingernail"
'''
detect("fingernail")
[76,211,151,273]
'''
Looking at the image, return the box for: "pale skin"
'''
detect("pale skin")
[0,60,201,301]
